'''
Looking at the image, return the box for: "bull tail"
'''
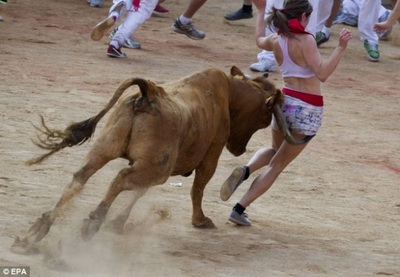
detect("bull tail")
[27,78,149,165]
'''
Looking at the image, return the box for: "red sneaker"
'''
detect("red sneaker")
[107,45,127,58]
[152,4,169,16]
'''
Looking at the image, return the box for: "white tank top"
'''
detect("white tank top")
[278,35,315,78]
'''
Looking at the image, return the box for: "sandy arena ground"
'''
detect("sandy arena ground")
[0,0,399,276]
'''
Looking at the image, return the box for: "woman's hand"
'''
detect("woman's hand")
[374,21,392,33]
[338,28,352,50]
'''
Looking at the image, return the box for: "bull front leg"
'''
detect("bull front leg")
[191,182,216,229]
[191,147,224,229]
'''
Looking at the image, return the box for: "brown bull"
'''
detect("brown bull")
[13,66,298,250]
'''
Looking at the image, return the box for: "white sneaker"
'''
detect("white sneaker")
[123,37,141,49]
[250,58,277,72]
[109,27,141,49]
[229,210,251,226]
[109,0,125,14]
[89,0,103,8]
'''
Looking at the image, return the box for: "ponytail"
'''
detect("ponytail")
[266,0,313,38]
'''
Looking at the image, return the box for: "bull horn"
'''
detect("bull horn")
[272,104,314,145]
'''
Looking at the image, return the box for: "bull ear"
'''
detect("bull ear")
[230,66,245,78]
[265,89,283,109]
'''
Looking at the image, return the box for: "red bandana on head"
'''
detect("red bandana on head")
[287,18,309,34]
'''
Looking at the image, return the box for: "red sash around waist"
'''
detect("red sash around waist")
[283,87,324,107]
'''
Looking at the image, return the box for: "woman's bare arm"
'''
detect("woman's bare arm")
[304,28,352,82]
[374,1,400,32]
[253,0,275,50]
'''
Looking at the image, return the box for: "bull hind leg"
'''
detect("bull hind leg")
[81,136,178,240]
[12,154,115,254]
[81,166,153,241]
[105,188,148,234]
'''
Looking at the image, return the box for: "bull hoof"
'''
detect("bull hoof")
[44,257,71,272]
[10,236,41,255]
[104,216,126,234]
[81,218,103,241]
[192,217,216,229]
[27,212,53,243]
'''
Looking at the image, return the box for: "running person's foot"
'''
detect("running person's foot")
[220,167,246,201]
[228,210,251,226]
[363,40,379,62]
[250,57,277,72]
[91,17,115,41]
[107,45,127,58]
[109,27,141,49]
[152,4,169,17]
[172,18,205,40]
[224,8,253,21]
[89,0,103,8]
[316,31,330,46]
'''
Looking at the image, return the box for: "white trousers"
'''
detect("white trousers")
[110,0,158,47]
[313,0,334,34]
[358,0,381,44]
[342,0,388,19]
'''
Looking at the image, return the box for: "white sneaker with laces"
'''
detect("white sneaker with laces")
[172,18,206,40]
[123,37,141,49]
[109,27,141,49]
[250,57,277,72]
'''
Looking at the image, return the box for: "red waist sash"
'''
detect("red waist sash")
[283,87,324,107]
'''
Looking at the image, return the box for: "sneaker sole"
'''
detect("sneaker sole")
[91,17,115,41]
[250,67,268,73]
[367,55,379,62]
[152,12,169,17]
[249,65,276,73]
[123,42,141,49]
[171,26,205,40]
[228,216,251,226]
[107,53,127,58]
[224,15,253,21]
[220,167,244,201]
[123,45,141,49]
